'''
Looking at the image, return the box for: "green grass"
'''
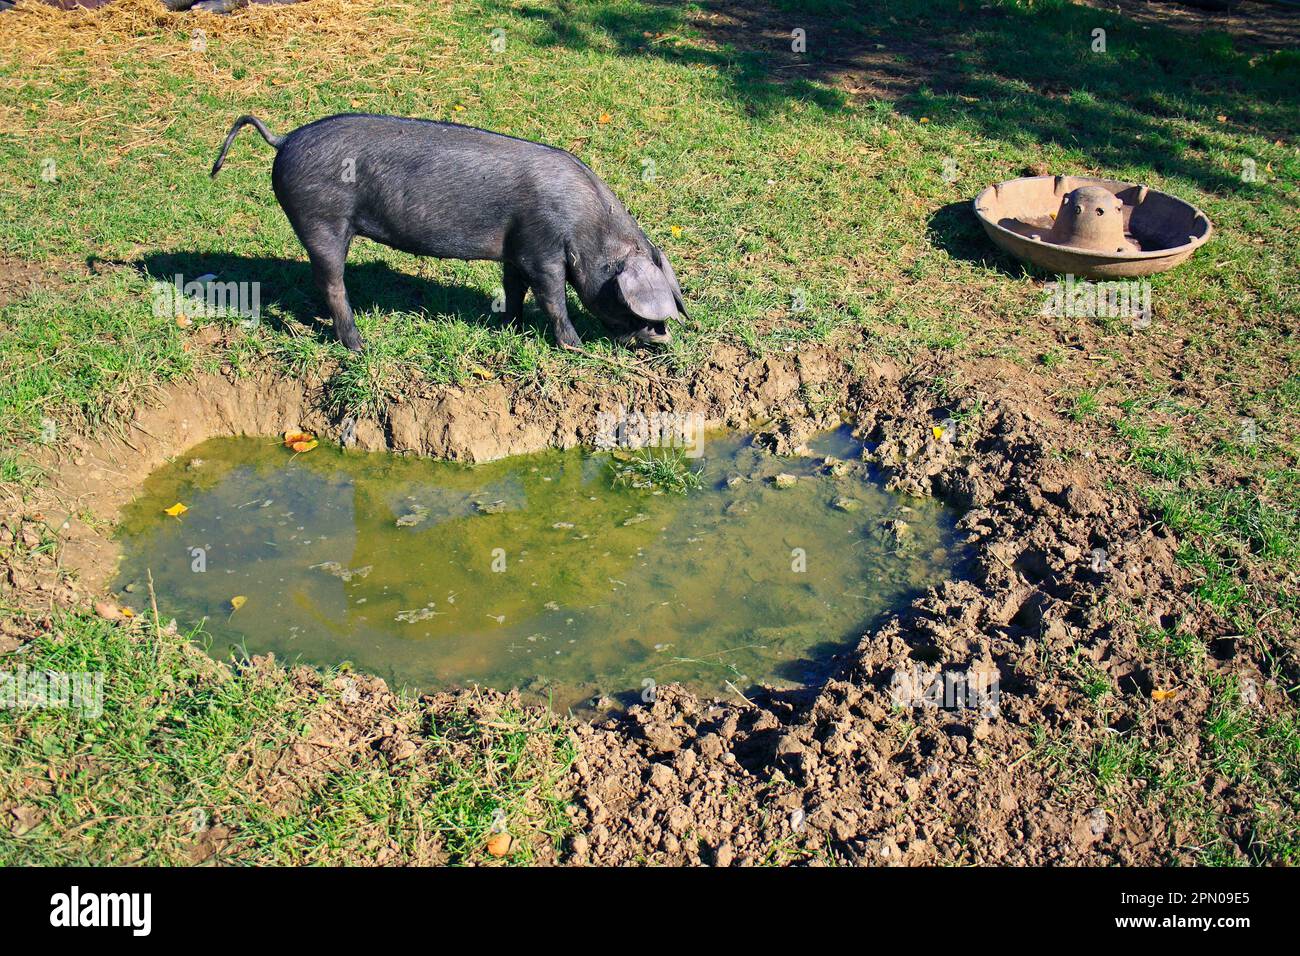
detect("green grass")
[1138,624,1206,664]
[1,0,1296,442]
[610,447,704,495]
[1149,480,1300,564]
[0,610,574,865]
[1116,413,1203,484]
[1068,389,1100,423]
[1200,676,1300,863]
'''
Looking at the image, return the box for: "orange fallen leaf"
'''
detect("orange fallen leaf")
[290,439,318,454]
[164,502,188,517]
[598,113,612,124]
[176,316,193,329]
[120,607,135,618]
[283,430,314,446]
[1152,688,1177,702]
[919,116,930,123]
[486,832,512,857]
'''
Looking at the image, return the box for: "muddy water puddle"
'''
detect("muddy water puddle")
[114,428,962,710]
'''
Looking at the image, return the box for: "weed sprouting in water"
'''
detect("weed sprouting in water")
[609,448,703,495]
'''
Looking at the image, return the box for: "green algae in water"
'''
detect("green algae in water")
[114,429,961,709]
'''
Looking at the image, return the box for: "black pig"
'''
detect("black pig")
[211,114,686,351]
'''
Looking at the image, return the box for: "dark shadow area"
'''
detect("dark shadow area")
[135,251,612,346]
[927,200,1033,277]
[488,0,1298,195]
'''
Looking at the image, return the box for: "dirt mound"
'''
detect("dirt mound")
[562,375,1209,865]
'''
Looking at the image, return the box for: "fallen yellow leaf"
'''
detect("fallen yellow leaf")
[164,502,188,517]
[486,832,512,857]
[932,425,944,440]
[598,113,611,124]
[230,595,246,613]
[290,439,318,454]
[919,116,930,123]
[1152,688,1177,702]
[283,430,314,446]
[120,607,135,618]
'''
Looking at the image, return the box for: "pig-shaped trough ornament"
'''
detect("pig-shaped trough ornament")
[211,114,687,351]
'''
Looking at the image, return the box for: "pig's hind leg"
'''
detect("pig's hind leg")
[501,262,529,329]
[302,227,363,351]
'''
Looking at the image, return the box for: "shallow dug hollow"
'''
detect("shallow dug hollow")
[46,344,849,591]
[24,344,1257,865]
[113,430,963,711]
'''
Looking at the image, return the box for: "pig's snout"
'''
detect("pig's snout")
[634,321,672,345]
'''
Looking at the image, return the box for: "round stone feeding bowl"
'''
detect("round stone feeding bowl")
[973,175,1213,278]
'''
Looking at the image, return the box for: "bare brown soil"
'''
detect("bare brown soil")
[0,256,76,310]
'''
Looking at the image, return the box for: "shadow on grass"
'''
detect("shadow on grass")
[926,200,1035,278]
[491,0,1298,194]
[135,251,613,346]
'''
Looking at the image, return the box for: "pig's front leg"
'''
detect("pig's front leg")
[530,264,582,349]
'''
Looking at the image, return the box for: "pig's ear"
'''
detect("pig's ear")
[616,257,678,322]
[651,246,688,320]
